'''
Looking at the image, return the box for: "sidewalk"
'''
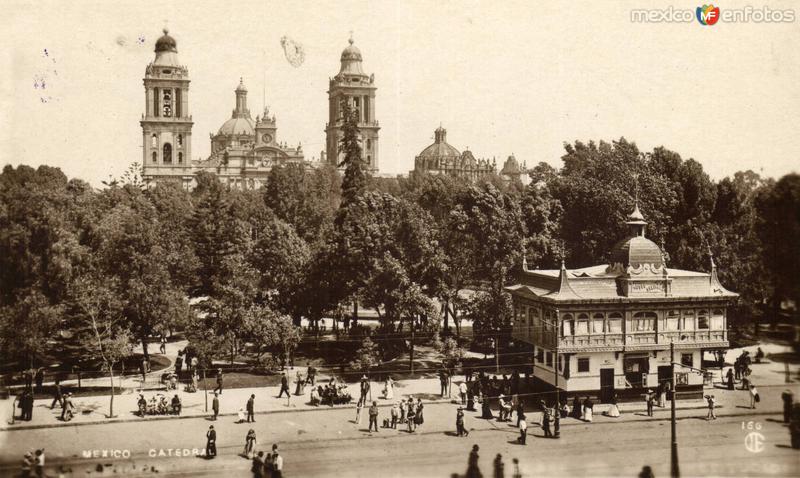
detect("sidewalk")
[3,370,793,432]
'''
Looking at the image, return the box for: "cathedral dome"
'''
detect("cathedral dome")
[217,116,255,136]
[338,37,366,76]
[341,38,362,62]
[418,127,460,158]
[501,154,521,175]
[155,29,177,53]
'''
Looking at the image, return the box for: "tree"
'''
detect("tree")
[245,305,301,369]
[70,274,132,418]
[0,289,62,368]
[350,337,381,377]
[338,101,367,207]
[755,174,800,307]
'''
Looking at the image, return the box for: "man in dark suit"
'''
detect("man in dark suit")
[213,369,223,395]
[50,380,63,410]
[247,394,255,422]
[212,392,219,420]
[359,376,370,406]
[206,426,216,458]
[277,373,290,398]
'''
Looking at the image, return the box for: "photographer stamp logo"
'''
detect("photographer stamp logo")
[744,432,765,453]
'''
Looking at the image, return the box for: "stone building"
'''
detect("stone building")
[412,126,495,181]
[141,30,310,189]
[506,204,737,401]
[499,154,528,184]
[325,37,379,172]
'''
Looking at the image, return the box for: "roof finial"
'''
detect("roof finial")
[632,171,640,208]
[349,30,354,45]
[560,240,567,269]
[163,27,169,35]
[708,244,716,269]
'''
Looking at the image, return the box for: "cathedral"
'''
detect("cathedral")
[141,30,378,188]
[412,126,527,183]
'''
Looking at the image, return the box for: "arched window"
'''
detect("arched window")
[697,309,709,329]
[152,151,157,163]
[681,310,695,331]
[151,134,157,148]
[163,143,172,164]
[665,310,680,331]
[576,313,590,335]
[178,152,183,164]
[592,313,605,334]
[562,314,574,336]
[711,309,724,330]
[607,312,623,333]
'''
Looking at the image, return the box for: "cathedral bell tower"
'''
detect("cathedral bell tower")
[325,36,379,172]
[141,29,193,185]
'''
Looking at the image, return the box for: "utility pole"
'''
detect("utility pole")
[671,341,680,478]
[554,316,560,438]
[203,368,208,412]
[495,333,500,374]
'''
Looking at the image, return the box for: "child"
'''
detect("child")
[355,400,363,425]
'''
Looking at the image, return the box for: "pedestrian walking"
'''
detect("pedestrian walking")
[571,396,582,419]
[174,351,183,377]
[252,451,265,478]
[726,368,735,390]
[582,396,593,422]
[440,368,449,397]
[391,401,400,428]
[457,407,469,437]
[247,394,255,422]
[212,392,219,420]
[50,380,63,410]
[213,369,223,395]
[705,394,716,420]
[244,429,257,459]
[33,449,44,478]
[61,393,74,421]
[517,412,527,444]
[20,451,33,478]
[34,368,44,394]
[542,407,553,438]
[406,401,416,432]
[355,400,363,425]
[272,449,284,478]
[277,373,290,398]
[658,383,666,408]
[749,384,759,409]
[466,444,482,478]
[359,375,370,406]
[416,399,425,428]
[383,376,394,400]
[294,370,305,396]
[206,426,217,458]
[646,390,654,417]
[782,389,794,423]
[307,365,316,386]
[493,453,504,478]
[399,398,407,423]
[459,381,468,406]
[368,401,379,432]
[516,400,525,426]
[159,335,167,354]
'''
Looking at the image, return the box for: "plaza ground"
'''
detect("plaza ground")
[1,339,797,476]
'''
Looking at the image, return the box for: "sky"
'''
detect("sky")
[1,0,798,186]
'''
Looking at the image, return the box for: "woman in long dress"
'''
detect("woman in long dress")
[383,377,394,400]
[606,395,620,418]
[583,397,594,422]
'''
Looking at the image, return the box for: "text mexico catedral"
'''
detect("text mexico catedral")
[507,203,737,401]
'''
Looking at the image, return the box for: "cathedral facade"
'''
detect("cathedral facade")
[140,30,312,189]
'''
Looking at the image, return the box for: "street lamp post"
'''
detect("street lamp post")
[670,340,680,478]
[554,318,560,438]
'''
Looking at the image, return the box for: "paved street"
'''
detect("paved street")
[0,402,795,477]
